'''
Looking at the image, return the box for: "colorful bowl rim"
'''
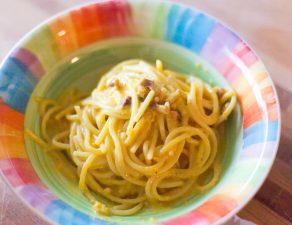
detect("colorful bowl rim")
[0,0,281,224]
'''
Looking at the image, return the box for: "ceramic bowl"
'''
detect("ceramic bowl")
[0,0,280,224]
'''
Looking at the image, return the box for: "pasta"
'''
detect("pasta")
[26,59,237,216]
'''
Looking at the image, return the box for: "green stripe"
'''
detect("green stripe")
[23,25,60,71]
[151,2,170,39]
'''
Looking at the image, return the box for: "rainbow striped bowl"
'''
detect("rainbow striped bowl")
[0,0,280,224]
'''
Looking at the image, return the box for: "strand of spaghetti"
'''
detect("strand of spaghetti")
[108,118,146,186]
[55,105,76,120]
[157,114,166,141]
[134,90,155,123]
[79,154,96,191]
[25,129,50,149]
[147,126,159,160]
[125,112,152,146]
[81,107,100,135]
[111,202,144,216]
[86,173,146,204]
[52,130,70,150]
[37,98,58,117]
[217,93,237,124]
[41,105,62,142]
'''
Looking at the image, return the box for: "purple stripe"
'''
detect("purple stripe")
[201,23,240,70]
[240,141,276,159]
[19,184,57,211]
[11,48,45,78]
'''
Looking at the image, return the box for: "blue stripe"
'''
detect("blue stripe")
[185,13,215,52]
[45,200,112,225]
[243,121,278,148]
[0,57,37,112]
[166,5,215,53]
[165,4,180,40]
[171,8,196,45]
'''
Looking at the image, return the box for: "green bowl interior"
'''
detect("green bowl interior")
[24,37,242,224]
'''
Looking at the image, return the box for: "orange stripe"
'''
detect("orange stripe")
[0,124,27,159]
[0,104,24,130]
[50,15,79,57]
[197,195,237,222]
[233,71,267,97]
[70,4,104,47]
[232,72,276,128]
[233,76,252,97]
[254,71,268,84]
[80,4,104,43]
[241,92,257,110]
[240,85,278,127]
[232,77,259,128]
[69,1,133,47]
[243,103,264,128]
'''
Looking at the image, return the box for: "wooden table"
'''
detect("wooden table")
[0,1,291,224]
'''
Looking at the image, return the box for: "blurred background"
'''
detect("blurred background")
[0,0,291,224]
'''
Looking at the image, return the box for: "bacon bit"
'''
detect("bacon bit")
[107,79,121,89]
[137,85,150,98]
[216,87,225,98]
[140,79,153,87]
[137,79,153,98]
[121,96,132,107]
[150,101,157,109]
[138,96,145,102]
[170,110,182,121]
[139,79,166,104]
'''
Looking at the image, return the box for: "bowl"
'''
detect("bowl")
[0,0,280,224]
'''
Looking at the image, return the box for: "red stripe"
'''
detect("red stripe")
[70,0,132,47]
[163,210,206,225]
[0,158,42,187]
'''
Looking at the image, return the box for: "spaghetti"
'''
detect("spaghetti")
[26,59,237,216]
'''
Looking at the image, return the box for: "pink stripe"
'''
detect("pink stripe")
[219,41,259,83]
[11,48,45,78]
[233,41,258,67]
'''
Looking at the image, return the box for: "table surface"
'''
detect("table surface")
[0,0,291,225]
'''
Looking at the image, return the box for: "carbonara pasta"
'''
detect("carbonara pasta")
[26,59,237,216]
